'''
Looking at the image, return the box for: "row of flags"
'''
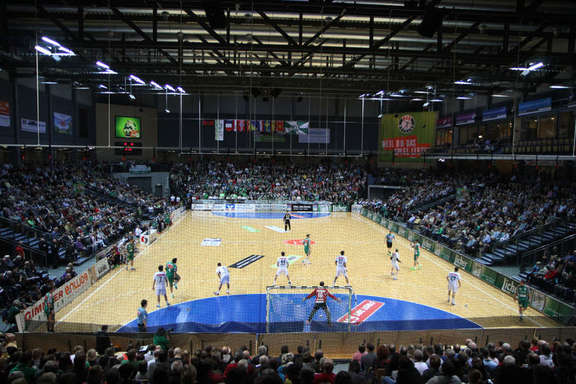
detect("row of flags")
[206,119,310,135]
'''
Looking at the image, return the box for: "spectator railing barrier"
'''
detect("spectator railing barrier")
[14,327,576,358]
[358,208,576,325]
[522,234,576,268]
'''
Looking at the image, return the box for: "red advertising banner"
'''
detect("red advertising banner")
[381,135,431,158]
[337,299,384,324]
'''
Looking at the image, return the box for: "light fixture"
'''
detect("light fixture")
[422,102,430,107]
[389,93,404,98]
[414,90,430,94]
[129,74,145,85]
[150,81,163,90]
[98,84,108,89]
[165,84,176,92]
[56,47,75,56]
[176,86,186,93]
[456,96,472,100]
[75,86,90,90]
[41,81,58,85]
[96,61,110,69]
[527,62,544,71]
[374,90,385,96]
[410,98,424,101]
[453,80,471,85]
[129,94,136,100]
[430,98,443,102]
[492,94,510,98]
[510,67,529,71]
[164,108,170,113]
[34,45,52,56]
[41,36,61,47]
[550,85,570,89]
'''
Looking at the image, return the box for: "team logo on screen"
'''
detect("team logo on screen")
[398,115,415,133]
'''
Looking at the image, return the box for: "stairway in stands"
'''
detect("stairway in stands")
[476,221,576,266]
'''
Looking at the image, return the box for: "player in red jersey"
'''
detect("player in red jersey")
[303,281,341,324]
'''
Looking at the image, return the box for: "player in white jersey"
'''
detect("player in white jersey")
[333,250,349,285]
[390,249,401,280]
[214,262,230,295]
[152,265,170,308]
[274,251,292,285]
[447,267,462,305]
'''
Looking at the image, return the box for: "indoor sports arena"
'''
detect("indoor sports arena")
[1,1,576,383]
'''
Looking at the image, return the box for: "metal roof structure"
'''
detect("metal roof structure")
[2,0,575,98]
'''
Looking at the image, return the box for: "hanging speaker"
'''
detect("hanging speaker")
[417,8,443,37]
[202,1,228,29]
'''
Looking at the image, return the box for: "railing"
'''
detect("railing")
[0,216,48,266]
[358,208,576,325]
[521,234,576,270]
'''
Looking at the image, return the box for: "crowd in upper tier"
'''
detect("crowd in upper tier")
[2,332,575,384]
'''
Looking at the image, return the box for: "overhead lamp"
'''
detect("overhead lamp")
[164,108,170,113]
[41,36,61,47]
[453,80,471,85]
[98,84,107,89]
[150,81,163,90]
[165,84,176,92]
[41,81,58,85]
[374,90,385,96]
[550,84,570,89]
[509,67,528,71]
[56,47,75,56]
[129,94,136,100]
[389,93,404,98]
[492,94,510,98]
[430,98,443,102]
[414,90,429,94]
[423,102,430,107]
[34,45,52,56]
[410,98,424,101]
[96,61,110,70]
[456,96,472,100]
[527,62,544,71]
[129,74,145,85]
[176,86,186,93]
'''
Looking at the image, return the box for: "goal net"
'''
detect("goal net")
[266,285,355,333]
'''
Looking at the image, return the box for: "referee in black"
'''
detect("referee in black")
[284,212,292,231]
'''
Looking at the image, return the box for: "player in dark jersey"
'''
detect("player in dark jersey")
[303,281,341,324]
[516,280,530,320]
[284,212,291,231]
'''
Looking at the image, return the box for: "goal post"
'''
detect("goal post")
[265,285,355,333]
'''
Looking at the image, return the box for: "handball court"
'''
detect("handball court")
[54,211,559,333]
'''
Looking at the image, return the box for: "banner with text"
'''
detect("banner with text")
[0,101,10,128]
[379,112,436,162]
[54,112,72,135]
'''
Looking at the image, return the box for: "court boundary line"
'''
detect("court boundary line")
[57,212,187,325]
[353,214,547,328]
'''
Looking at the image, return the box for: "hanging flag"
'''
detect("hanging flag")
[286,121,309,135]
[215,120,224,141]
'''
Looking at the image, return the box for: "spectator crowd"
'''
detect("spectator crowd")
[170,160,367,206]
[2,333,576,384]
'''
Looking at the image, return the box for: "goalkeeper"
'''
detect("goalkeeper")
[303,281,341,324]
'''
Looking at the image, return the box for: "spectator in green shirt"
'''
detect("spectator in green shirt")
[153,328,170,351]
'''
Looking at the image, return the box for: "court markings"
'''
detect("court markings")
[57,213,186,325]
[353,214,547,328]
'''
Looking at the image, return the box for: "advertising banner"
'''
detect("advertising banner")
[379,112,436,162]
[518,98,552,116]
[455,111,477,126]
[0,101,10,128]
[54,112,72,135]
[215,120,224,141]
[115,116,141,138]
[16,271,92,331]
[21,118,46,133]
[93,258,111,280]
[437,116,452,129]
[482,106,507,122]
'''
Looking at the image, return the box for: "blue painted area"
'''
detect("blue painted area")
[213,212,331,219]
[118,294,481,333]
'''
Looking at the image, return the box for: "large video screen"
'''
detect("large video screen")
[115,116,142,139]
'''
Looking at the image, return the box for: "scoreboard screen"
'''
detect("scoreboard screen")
[115,141,142,156]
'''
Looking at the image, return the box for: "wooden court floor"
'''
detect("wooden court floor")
[55,211,559,331]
